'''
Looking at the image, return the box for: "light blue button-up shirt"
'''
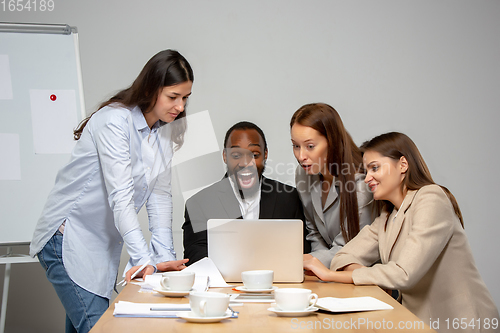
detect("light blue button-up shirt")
[30,104,176,299]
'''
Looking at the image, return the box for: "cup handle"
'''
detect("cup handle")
[308,293,318,307]
[160,277,169,289]
[200,300,207,317]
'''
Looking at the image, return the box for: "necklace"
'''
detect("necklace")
[392,196,407,221]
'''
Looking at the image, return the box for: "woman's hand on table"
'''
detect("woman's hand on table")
[156,258,189,272]
[303,255,335,281]
[125,264,155,283]
[303,256,355,283]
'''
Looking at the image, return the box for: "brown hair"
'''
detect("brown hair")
[290,103,364,242]
[73,49,194,149]
[361,132,464,227]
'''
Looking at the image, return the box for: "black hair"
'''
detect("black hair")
[223,121,268,151]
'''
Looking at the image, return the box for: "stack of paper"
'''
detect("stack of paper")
[316,297,393,313]
[113,301,190,318]
[183,257,232,288]
[130,258,231,293]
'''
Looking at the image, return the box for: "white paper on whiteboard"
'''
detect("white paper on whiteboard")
[0,55,13,100]
[0,133,21,180]
[172,110,219,166]
[30,89,78,154]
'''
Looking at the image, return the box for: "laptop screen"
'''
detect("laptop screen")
[207,219,304,283]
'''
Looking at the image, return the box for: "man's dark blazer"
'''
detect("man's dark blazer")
[182,175,310,265]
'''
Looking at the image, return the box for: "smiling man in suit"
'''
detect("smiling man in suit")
[182,121,309,265]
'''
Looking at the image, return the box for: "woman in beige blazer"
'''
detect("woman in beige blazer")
[304,132,499,332]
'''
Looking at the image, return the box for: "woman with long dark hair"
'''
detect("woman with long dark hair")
[304,132,499,331]
[30,50,193,333]
[290,103,374,267]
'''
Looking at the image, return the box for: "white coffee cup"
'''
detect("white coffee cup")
[159,271,195,291]
[241,270,274,290]
[274,288,318,311]
[189,292,230,317]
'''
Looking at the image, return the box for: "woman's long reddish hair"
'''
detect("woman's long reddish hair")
[291,103,364,242]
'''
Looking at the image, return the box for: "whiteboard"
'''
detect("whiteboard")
[0,24,85,244]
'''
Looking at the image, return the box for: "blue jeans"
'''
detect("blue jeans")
[37,231,109,333]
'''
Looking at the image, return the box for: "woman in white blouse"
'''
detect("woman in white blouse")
[290,103,374,268]
[30,50,192,333]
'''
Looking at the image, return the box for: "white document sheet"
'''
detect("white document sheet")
[0,55,13,100]
[140,273,209,293]
[0,133,21,180]
[316,296,393,313]
[171,110,219,166]
[29,89,78,154]
[183,257,232,288]
[113,301,190,317]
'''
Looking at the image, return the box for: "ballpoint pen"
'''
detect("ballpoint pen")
[117,259,151,286]
[149,307,191,311]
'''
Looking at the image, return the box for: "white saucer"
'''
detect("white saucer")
[235,286,278,293]
[153,288,191,297]
[267,306,319,317]
[177,311,232,323]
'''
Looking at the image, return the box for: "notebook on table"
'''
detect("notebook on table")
[207,219,304,283]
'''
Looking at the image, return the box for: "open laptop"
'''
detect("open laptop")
[207,219,304,283]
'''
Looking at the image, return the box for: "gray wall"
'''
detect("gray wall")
[2,1,499,332]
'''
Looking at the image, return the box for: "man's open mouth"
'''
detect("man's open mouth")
[236,170,258,189]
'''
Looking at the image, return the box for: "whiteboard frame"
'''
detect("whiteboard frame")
[0,22,85,245]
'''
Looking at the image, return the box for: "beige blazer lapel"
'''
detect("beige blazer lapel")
[381,190,418,262]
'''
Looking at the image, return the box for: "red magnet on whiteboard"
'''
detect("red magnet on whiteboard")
[50,94,57,101]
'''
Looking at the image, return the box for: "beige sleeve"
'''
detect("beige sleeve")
[351,186,455,290]
[330,213,385,271]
